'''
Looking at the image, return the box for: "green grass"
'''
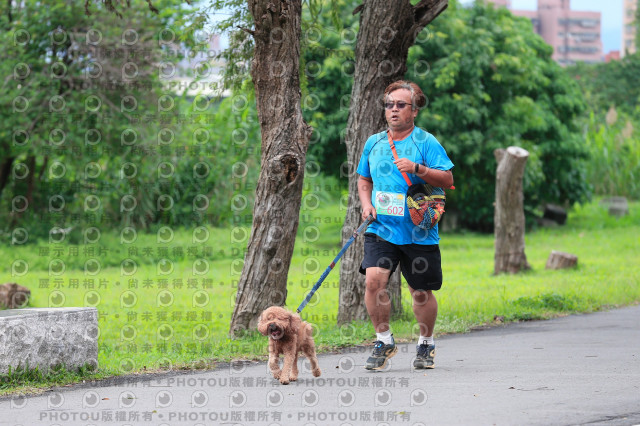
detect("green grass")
[0,363,107,395]
[1,195,639,396]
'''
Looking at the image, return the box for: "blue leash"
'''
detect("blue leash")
[296,215,374,313]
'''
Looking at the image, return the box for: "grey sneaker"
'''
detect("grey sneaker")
[365,339,398,370]
[413,342,436,369]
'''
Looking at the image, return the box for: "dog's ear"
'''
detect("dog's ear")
[257,311,268,336]
[288,313,301,335]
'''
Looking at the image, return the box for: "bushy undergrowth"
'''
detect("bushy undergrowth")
[583,111,640,200]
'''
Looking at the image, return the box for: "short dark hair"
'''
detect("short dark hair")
[383,80,427,110]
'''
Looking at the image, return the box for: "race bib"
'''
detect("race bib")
[375,191,405,217]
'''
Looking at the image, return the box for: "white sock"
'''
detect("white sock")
[419,335,434,346]
[376,330,394,345]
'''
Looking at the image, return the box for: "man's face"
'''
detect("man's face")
[385,88,418,133]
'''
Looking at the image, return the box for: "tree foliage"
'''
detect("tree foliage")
[566,53,640,201]
[304,0,590,231]
[405,1,591,230]
[301,0,357,181]
[0,0,262,241]
[567,53,640,117]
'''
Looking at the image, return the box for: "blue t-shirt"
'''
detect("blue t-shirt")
[356,127,454,245]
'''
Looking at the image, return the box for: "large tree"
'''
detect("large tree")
[338,0,448,324]
[229,0,312,335]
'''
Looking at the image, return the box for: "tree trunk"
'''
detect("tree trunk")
[230,0,311,336]
[338,0,448,324]
[25,155,36,206]
[494,147,531,274]
[0,156,15,200]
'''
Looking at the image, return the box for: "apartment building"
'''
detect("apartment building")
[622,0,638,56]
[488,0,603,65]
[489,0,512,6]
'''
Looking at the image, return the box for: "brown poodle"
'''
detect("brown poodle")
[257,306,321,385]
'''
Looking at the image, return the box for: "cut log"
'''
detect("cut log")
[609,204,629,217]
[494,147,531,274]
[439,209,459,232]
[0,283,30,309]
[543,204,567,225]
[545,251,578,270]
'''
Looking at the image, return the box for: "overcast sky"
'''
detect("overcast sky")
[461,0,624,53]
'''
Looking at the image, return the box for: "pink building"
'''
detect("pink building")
[489,0,603,65]
[622,0,637,56]
[605,50,621,62]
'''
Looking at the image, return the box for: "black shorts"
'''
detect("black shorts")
[359,233,443,291]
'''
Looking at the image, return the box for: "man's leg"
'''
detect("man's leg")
[365,267,392,333]
[409,288,438,337]
[364,267,398,370]
[410,288,438,369]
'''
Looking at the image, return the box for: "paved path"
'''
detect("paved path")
[2,305,640,425]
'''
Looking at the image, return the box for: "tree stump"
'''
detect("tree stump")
[0,283,31,309]
[494,147,531,274]
[545,251,578,269]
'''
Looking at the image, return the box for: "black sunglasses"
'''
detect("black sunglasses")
[385,101,412,110]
